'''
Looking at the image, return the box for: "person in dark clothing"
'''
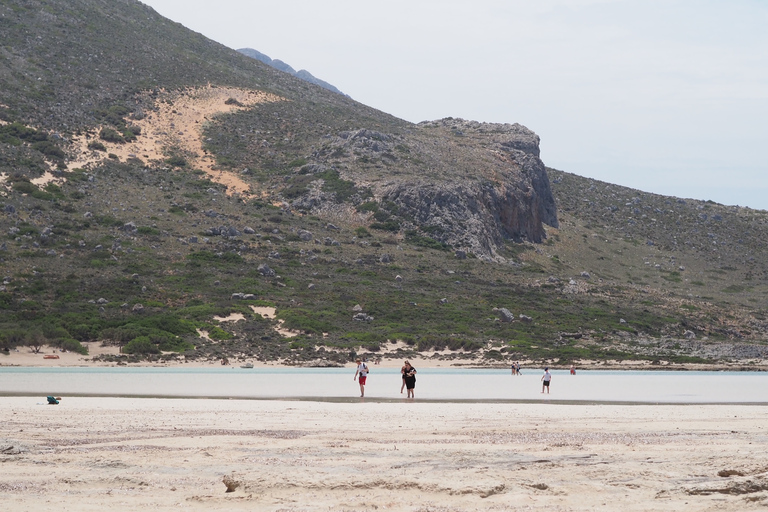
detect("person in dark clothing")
[403,362,417,398]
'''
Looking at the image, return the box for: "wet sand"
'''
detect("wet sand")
[1,397,767,511]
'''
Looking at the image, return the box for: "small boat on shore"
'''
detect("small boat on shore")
[240,363,253,369]
[43,355,60,359]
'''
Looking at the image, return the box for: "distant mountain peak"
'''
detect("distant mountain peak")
[237,48,348,97]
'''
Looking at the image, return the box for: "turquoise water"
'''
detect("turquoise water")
[0,367,766,403]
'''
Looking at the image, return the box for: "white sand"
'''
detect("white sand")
[1,397,766,511]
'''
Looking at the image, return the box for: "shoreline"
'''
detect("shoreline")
[0,342,768,372]
[2,353,768,372]
[3,343,768,371]
[2,391,768,406]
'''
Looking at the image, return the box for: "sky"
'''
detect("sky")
[142,0,768,210]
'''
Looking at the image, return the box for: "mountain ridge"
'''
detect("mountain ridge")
[237,47,349,97]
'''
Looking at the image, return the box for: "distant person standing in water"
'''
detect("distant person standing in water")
[541,367,552,393]
[403,361,417,398]
[570,365,576,375]
[354,358,369,397]
[400,360,409,393]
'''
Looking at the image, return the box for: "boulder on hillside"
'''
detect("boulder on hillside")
[257,263,275,277]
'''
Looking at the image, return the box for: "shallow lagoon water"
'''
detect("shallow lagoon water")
[1,367,767,403]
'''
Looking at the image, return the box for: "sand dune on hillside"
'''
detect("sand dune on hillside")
[67,85,283,196]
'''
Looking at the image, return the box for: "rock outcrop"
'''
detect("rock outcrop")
[295,118,558,259]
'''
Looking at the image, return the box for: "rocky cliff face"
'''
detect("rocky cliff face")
[293,118,558,260]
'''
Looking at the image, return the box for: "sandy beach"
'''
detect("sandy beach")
[1,397,767,511]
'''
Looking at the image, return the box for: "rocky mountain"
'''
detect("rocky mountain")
[0,0,766,368]
[237,48,348,97]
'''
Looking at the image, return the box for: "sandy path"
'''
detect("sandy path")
[1,398,767,511]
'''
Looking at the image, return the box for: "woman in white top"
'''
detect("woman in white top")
[541,367,552,394]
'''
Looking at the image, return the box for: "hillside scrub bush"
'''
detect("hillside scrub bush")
[278,308,335,334]
[370,220,400,232]
[99,127,125,143]
[96,105,131,129]
[31,140,65,160]
[0,122,48,145]
[57,338,88,355]
[166,155,187,167]
[136,315,197,336]
[203,325,233,340]
[177,304,232,320]
[12,181,38,194]
[319,170,359,202]
[356,201,379,213]
[0,329,27,350]
[44,183,64,198]
[123,336,160,354]
[405,230,451,251]
[160,339,194,352]
[0,292,14,310]
[187,251,244,265]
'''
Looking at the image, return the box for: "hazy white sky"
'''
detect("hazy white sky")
[142,0,768,210]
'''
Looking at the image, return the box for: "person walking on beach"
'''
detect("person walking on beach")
[403,361,417,398]
[354,358,369,397]
[570,364,576,375]
[541,367,552,394]
[400,360,409,393]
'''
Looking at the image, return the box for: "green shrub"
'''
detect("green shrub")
[166,155,187,167]
[206,325,233,340]
[88,141,107,151]
[159,339,194,352]
[12,181,37,194]
[0,329,26,350]
[99,127,125,143]
[0,122,48,145]
[123,336,160,354]
[44,183,64,198]
[370,220,400,232]
[319,170,359,202]
[405,230,451,251]
[58,339,88,355]
[288,158,307,167]
[278,309,335,334]
[31,140,65,159]
[94,215,123,227]
[356,201,379,213]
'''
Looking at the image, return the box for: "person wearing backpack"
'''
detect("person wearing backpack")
[354,358,369,397]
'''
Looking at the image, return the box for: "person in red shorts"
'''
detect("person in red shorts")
[354,358,369,397]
